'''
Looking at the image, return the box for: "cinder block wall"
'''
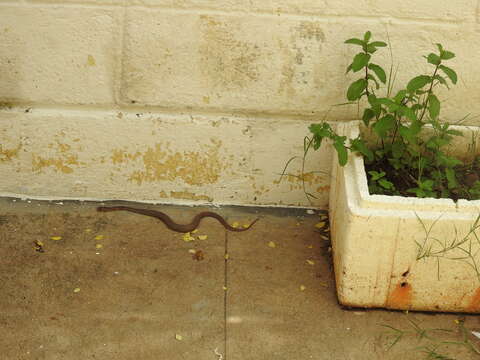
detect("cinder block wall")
[0,0,478,208]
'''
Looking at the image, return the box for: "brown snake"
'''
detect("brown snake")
[97,206,259,233]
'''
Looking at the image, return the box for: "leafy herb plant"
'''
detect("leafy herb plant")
[308,31,480,200]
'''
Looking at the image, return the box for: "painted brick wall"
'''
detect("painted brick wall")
[0,0,478,207]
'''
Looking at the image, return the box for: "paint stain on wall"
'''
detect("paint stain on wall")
[386,282,412,309]
[278,21,324,100]
[32,135,83,174]
[170,191,213,202]
[111,140,225,186]
[0,143,21,162]
[199,15,261,90]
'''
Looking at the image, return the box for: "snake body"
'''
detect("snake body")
[97,206,259,233]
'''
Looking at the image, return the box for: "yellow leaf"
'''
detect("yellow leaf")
[223,286,227,291]
[95,244,103,249]
[50,236,62,241]
[73,288,81,293]
[85,229,92,233]
[198,235,208,240]
[182,233,195,242]
[188,249,196,254]
[315,222,326,229]
[307,245,313,249]
[300,285,306,291]
[175,334,183,341]
[224,254,230,260]
[306,260,315,266]
[36,241,44,246]
[268,241,276,248]
[231,222,239,228]
[242,224,250,229]
[319,282,328,287]
[191,229,198,234]
[94,235,104,241]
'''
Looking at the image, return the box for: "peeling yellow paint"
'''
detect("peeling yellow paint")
[0,143,21,162]
[32,154,79,174]
[111,140,225,186]
[170,191,213,202]
[32,133,83,174]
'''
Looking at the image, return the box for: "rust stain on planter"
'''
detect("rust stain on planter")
[466,287,480,312]
[386,282,412,309]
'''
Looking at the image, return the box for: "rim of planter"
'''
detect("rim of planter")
[342,120,480,217]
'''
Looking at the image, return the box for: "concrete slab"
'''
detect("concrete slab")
[0,199,479,359]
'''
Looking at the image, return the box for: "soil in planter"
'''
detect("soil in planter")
[364,153,480,201]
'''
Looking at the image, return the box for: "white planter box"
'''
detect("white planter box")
[329,121,480,312]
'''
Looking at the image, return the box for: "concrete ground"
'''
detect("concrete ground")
[1,198,480,360]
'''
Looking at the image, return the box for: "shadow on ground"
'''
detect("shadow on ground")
[1,198,479,359]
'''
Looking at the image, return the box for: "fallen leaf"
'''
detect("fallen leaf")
[94,235,104,241]
[192,250,204,261]
[315,222,326,229]
[191,229,198,234]
[319,282,328,287]
[73,288,81,293]
[471,331,480,339]
[85,229,92,233]
[50,236,62,241]
[242,223,250,229]
[231,222,240,228]
[306,260,315,266]
[307,245,313,249]
[182,233,195,242]
[175,334,183,341]
[224,254,230,260]
[268,241,276,248]
[198,235,208,240]
[223,286,227,291]
[36,241,44,246]
[300,285,306,291]
[188,249,196,254]
[95,244,103,249]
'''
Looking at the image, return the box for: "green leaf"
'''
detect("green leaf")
[369,41,387,47]
[366,44,378,54]
[400,106,417,122]
[308,123,333,150]
[433,74,448,88]
[378,178,394,189]
[368,63,387,83]
[362,108,376,126]
[391,141,405,158]
[344,38,365,46]
[439,65,457,84]
[373,114,395,138]
[347,79,367,101]
[445,168,458,189]
[407,75,431,92]
[368,170,385,181]
[350,137,374,162]
[351,53,371,72]
[367,74,380,89]
[333,139,348,166]
[345,63,353,74]
[394,90,407,104]
[441,50,455,60]
[364,31,372,42]
[427,53,441,65]
[428,94,440,119]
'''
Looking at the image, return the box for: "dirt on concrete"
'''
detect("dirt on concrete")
[1,198,479,359]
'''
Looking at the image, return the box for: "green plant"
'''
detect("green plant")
[306,31,480,200]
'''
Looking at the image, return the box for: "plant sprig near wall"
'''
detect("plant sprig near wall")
[307,31,480,201]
